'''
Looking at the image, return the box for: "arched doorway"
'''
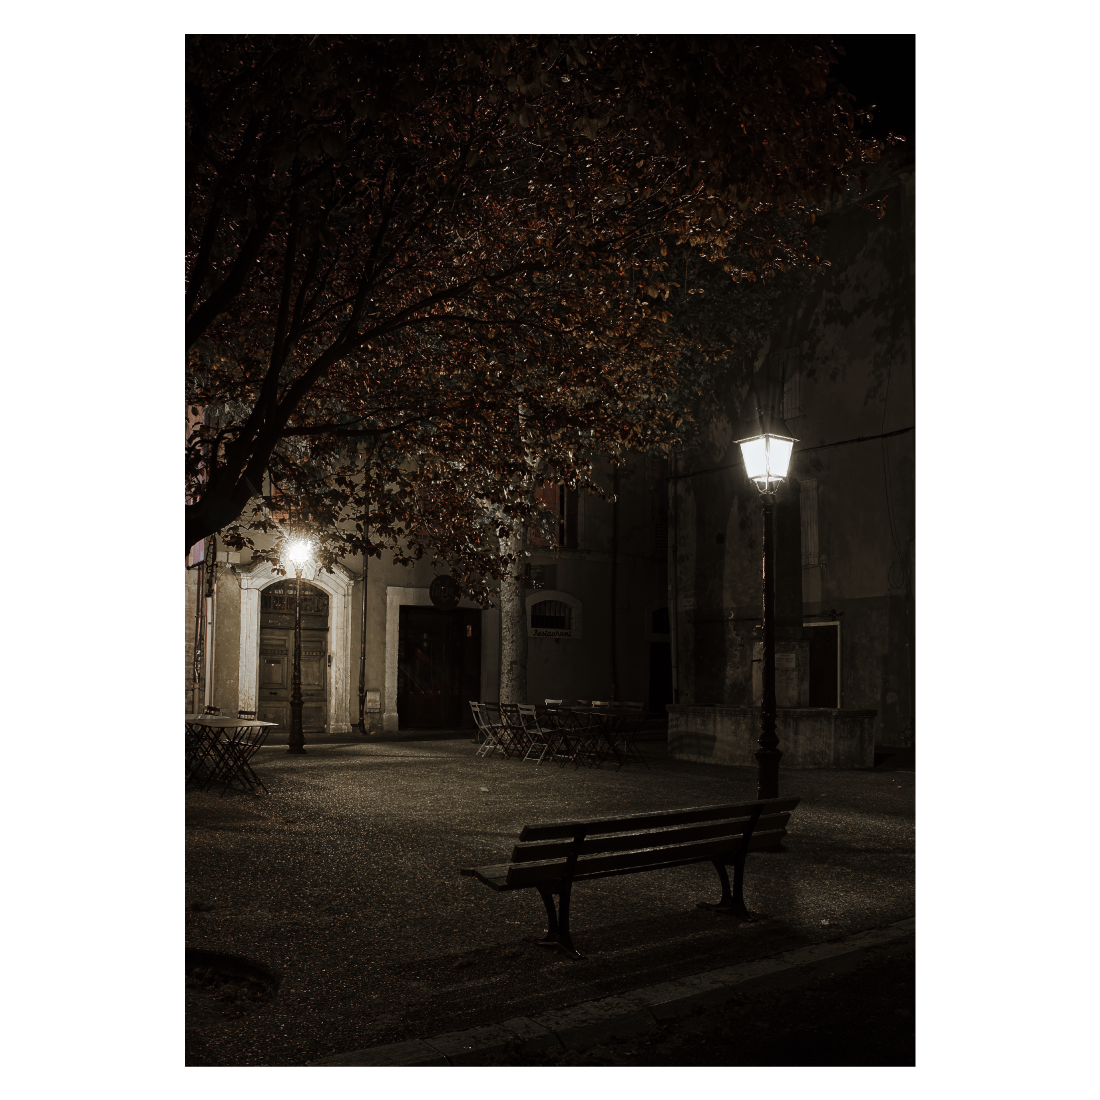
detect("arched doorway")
[256,579,330,733]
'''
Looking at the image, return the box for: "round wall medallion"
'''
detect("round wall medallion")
[429,575,461,610]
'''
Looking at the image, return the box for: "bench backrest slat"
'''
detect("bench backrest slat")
[509,811,792,863]
[503,828,787,887]
[517,797,800,842]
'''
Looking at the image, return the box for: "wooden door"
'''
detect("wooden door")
[257,580,329,732]
[396,606,480,729]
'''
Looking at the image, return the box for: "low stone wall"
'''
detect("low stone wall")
[666,705,877,770]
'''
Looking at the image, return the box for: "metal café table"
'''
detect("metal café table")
[542,705,648,770]
[185,714,277,795]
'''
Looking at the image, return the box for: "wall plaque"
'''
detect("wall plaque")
[429,575,461,610]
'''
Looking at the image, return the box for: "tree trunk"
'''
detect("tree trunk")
[499,527,528,705]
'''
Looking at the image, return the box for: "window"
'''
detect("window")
[782,361,801,420]
[531,600,572,630]
[558,485,578,549]
[800,478,819,566]
[530,483,578,549]
[523,563,557,589]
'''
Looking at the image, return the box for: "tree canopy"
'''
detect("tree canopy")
[186,33,881,600]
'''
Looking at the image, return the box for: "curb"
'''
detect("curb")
[312,917,915,1066]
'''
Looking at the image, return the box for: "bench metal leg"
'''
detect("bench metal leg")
[536,883,586,960]
[696,857,757,921]
[697,808,763,921]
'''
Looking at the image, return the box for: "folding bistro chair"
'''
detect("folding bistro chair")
[472,702,505,758]
[208,720,270,796]
[496,703,530,758]
[552,705,604,769]
[517,704,558,765]
[469,701,486,745]
[621,701,651,769]
[585,703,624,769]
[187,708,233,787]
[186,718,218,784]
[606,702,649,769]
[539,701,575,765]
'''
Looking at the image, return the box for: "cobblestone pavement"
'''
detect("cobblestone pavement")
[186,736,914,1066]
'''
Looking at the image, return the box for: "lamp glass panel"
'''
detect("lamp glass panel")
[767,437,794,479]
[739,437,768,480]
[286,538,312,565]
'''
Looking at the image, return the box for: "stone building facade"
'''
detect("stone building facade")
[186,154,913,757]
[185,456,671,743]
[667,151,915,757]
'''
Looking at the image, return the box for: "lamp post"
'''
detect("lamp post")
[736,407,797,800]
[284,535,314,755]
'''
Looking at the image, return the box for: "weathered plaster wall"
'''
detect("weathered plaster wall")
[211,565,240,716]
[185,567,200,710]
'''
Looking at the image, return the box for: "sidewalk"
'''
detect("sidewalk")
[313,918,915,1066]
[186,736,914,1067]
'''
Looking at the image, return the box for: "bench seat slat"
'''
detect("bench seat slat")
[516,798,800,842]
[461,828,787,890]
[509,812,792,863]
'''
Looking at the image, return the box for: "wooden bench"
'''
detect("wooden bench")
[461,796,800,959]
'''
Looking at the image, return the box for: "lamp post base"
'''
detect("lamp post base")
[754,746,782,800]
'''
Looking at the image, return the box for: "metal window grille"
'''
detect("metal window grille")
[800,478,819,566]
[261,581,330,616]
[531,600,572,630]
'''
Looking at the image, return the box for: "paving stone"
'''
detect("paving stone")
[531,996,658,1050]
[423,1023,521,1064]
[313,1038,448,1066]
[638,973,745,1018]
[498,1016,562,1054]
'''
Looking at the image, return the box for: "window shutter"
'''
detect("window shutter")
[800,478,819,566]
[560,486,579,549]
[782,359,801,420]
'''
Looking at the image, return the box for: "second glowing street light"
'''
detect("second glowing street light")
[735,406,797,800]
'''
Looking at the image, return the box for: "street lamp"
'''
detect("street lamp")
[736,406,797,800]
[284,534,314,755]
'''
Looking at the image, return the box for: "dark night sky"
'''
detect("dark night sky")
[830,35,916,145]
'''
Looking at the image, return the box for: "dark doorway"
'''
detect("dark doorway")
[397,605,481,729]
[648,606,673,717]
[807,623,840,708]
[648,643,673,716]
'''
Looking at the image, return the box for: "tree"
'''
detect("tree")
[186,34,880,606]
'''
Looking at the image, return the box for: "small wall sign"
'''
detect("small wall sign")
[429,575,461,610]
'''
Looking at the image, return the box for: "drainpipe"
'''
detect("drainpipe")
[609,462,620,701]
[668,452,680,705]
[191,549,205,714]
[356,452,372,734]
[203,535,217,710]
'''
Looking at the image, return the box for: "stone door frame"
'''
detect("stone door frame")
[237,561,356,734]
